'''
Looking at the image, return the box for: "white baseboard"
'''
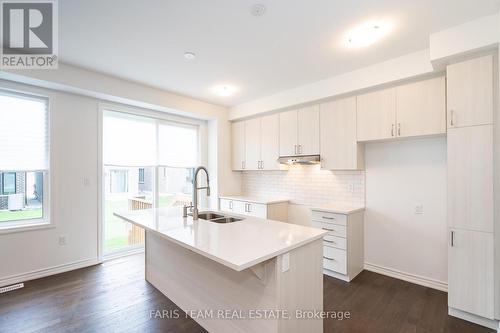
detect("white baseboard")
[364,262,448,292]
[449,307,499,330]
[0,257,100,288]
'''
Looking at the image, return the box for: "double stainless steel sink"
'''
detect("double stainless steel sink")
[196,212,243,224]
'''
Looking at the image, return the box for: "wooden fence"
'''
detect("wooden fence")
[127,197,151,245]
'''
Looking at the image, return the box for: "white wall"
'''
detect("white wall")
[494,44,500,319]
[0,66,239,285]
[230,49,434,120]
[0,80,99,282]
[429,13,500,67]
[0,63,241,209]
[364,137,448,286]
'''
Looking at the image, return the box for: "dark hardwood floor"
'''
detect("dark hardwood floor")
[0,254,494,333]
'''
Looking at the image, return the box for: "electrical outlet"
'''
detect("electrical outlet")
[282,253,290,272]
[59,235,67,246]
[414,204,424,215]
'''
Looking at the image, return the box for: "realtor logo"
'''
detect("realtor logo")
[1,0,58,69]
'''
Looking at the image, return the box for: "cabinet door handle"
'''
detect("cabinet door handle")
[229,201,233,210]
[260,161,264,169]
[323,256,336,261]
[451,230,455,247]
[450,110,454,126]
[322,216,335,220]
[294,145,297,154]
[242,161,246,169]
[299,145,302,154]
[322,227,335,232]
[323,239,336,244]
[397,123,401,136]
[391,124,395,137]
[247,203,252,212]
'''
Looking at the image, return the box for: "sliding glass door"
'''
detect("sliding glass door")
[102,110,199,256]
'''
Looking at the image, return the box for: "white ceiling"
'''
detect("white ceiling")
[60,0,500,107]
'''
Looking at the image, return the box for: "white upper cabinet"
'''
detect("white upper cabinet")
[396,76,446,138]
[297,105,320,155]
[260,114,280,170]
[447,55,493,128]
[279,106,320,156]
[357,77,447,142]
[447,125,494,233]
[244,118,261,170]
[232,115,281,171]
[279,110,298,156]
[320,97,364,170]
[231,121,245,170]
[356,87,397,141]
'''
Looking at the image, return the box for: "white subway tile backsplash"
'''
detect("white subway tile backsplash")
[241,165,365,206]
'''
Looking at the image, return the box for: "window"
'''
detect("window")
[102,110,200,254]
[0,91,49,228]
[138,168,145,184]
[2,172,16,195]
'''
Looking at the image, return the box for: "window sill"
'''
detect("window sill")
[0,219,53,234]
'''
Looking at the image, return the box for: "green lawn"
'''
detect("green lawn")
[0,208,43,222]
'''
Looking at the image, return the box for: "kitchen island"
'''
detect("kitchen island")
[115,206,327,333]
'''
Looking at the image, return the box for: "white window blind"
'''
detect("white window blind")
[158,123,198,168]
[103,112,157,166]
[0,93,48,171]
[103,111,199,168]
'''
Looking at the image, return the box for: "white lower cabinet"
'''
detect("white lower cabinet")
[448,229,494,319]
[219,198,288,222]
[311,209,364,282]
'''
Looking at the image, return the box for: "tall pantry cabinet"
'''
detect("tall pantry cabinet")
[446,55,496,323]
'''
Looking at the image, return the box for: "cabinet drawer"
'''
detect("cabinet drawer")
[220,199,268,218]
[220,199,233,212]
[312,221,347,238]
[311,211,347,226]
[323,246,347,275]
[323,235,346,250]
[245,202,267,218]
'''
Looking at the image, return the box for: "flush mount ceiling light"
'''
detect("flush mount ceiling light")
[250,4,266,17]
[184,52,196,60]
[346,21,391,48]
[213,85,237,97]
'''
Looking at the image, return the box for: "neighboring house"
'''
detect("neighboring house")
[138,168,153,193]
[0,172,43,210]
[105,167,194,197]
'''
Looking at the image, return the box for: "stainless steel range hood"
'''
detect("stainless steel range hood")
[278,155,321,165]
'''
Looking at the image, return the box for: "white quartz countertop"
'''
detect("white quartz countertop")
[219,195,289,204]
[310,203,365,215]
[114,207,326,272]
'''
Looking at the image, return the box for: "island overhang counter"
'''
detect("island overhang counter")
[115,207,327,333]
